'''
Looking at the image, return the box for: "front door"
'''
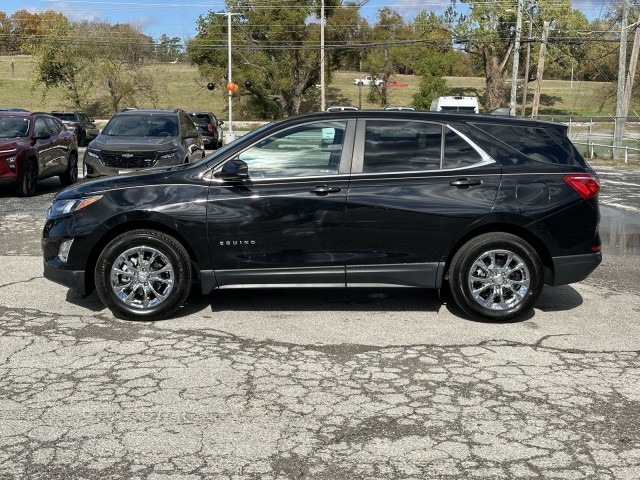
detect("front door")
[207,119,354,287]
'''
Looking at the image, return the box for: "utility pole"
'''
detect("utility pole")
[509,0,524,116]
[622,16,640,120]
[321,0,325,112]
[531,20,549,118]
[215,11,240,145]
[614,0,632,159]
[521,5,534,117]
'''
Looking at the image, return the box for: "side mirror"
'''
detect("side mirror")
[184,130,200,139]
[218,120,224,126]
[214,159,249,180]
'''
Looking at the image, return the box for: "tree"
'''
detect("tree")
[28,16,94,109]
[0,12,11,54]
[157,34,183,63]
[453,0,596,110]
[29,16,158,114]
[411,11,456,109]
[361,8,414,107]
[90,23,158,112]
[188,0,347,118]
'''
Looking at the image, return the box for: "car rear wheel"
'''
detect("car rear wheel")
[60,151,78,186]
[15,158,38,197]
[448,233,543,322]
[95,230,192,321]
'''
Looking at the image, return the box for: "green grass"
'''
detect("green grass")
[0,55,632,120]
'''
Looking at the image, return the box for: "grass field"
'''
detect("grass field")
[0,55,632,120]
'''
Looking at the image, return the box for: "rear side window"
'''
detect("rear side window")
[362,120,484,173]
[471,123,581,165]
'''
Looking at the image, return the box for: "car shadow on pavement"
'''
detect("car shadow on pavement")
[535,284,584,312]
[65,290,107,313]
[60,284,583,324]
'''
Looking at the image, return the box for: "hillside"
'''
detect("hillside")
[0,55,624,120]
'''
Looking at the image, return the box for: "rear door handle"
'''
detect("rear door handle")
[449,178,482,187]
[310,185,342,195]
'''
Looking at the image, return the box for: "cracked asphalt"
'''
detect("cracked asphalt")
[1,161,640,479]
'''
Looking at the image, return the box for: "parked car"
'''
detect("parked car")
[354,75,383,86]
[50,111,100,146]
[0,111,78,196]
[0,107,30,112]
[43,110,601,322]
[187,111,223,149]
[430,96,480,114]
[83,109,205,178]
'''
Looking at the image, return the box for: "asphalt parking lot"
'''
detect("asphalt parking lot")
[1,155,639,479]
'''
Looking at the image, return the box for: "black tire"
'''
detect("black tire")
[60,151,78,186]
[94,230,192,321]
[15,158,38,197]
[448,233,543,322]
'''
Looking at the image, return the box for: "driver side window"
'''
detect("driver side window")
[238,121,346,178]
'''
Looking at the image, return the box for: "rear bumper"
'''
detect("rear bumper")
[550,252,602,286]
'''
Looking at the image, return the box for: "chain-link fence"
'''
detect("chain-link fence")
[537,115,640,164]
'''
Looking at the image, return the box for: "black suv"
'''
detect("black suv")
[50,111,99,146]
[83,109,205,178]
[0,111,78,196]
[187,112,223,149]
[43,110,601,322]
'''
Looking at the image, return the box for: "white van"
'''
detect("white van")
[430,96,479,114]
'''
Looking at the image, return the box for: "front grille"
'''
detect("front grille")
[100,151,158,168]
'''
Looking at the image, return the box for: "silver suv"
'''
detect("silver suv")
[83,109,205,178]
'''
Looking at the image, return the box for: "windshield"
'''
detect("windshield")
[102,114,179,137]
[52,113,77,122]
[0,117,30,137]
[188,122,273,168]
[191,114,212,123]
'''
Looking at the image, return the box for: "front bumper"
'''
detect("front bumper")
[0,173,18,186]
[43,259,87,296]
[84,154,183,178]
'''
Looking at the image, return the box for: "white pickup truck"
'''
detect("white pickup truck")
[354,75,383,86]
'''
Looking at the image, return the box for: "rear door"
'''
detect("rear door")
[345,118,501,288]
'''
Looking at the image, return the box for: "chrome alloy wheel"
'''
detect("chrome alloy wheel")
[467,249,530,311]
[110,246,175,309]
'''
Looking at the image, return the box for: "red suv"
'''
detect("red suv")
[0,111,78,196]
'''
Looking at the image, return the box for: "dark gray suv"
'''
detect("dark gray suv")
[84,109,205,178]
[50,111,99,146]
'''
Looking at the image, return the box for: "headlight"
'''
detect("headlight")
[86,149,100,158]
[159,149,179,159]
[46,195,103,219]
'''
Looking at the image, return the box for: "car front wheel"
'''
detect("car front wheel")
[94,230,192,321]
[448,233,543,322]
[60,151,78,186]
[16,158,38,196]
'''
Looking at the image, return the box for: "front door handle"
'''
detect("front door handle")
[310,185,342,195]
[449,178,482,188]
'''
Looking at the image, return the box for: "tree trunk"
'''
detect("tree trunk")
[484,56,505,110]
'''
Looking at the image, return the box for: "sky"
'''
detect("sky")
[1,0,614,42]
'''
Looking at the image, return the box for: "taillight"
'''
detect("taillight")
[208,123,213,132]
[563,174,600,200]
